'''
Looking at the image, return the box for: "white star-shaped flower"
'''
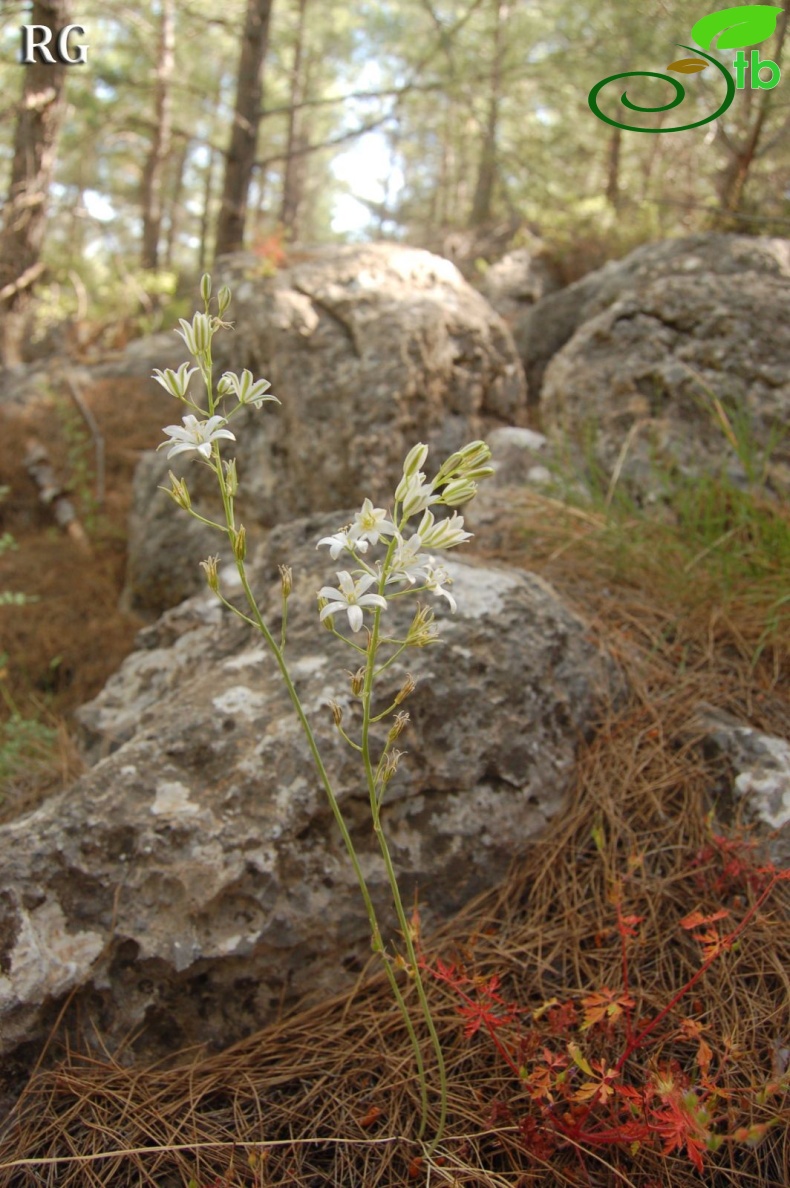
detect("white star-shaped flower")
[348,498,397,548]
[423,561,457,612]
[318,570,387,633]
[158,414,235,460]
[317,530,369,560]
[386,533,433,586]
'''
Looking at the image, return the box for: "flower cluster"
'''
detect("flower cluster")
[153,298,278,474]
[316,441,491,633]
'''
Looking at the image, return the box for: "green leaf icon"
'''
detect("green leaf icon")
[691,4,782,50]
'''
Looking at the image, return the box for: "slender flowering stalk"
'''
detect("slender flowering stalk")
[154,274,493,1155]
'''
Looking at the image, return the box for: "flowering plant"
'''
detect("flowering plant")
[154,274,493,1153]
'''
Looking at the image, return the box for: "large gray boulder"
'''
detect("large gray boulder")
[519,234,790,405]
[0,512,621,1065]
[123,243,527,617]
[477,243,562,324]
[539,267,790,499]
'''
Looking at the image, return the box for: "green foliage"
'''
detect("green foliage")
[0,487,37,607]
[0,710,59,791]
[0,654,59,797]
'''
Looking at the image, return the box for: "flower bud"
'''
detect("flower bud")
[223,458,238,497]
[217,285,232,316]
[200,555,220,592]
[200,273,212,306]
[278,564,292,598]
[176,311,213,357]
[232,524,246,561]
[434,440,492,487]
[395,471,434,517]
[438,478,477,506]
[402,442,429,480]
[217,374,234,397]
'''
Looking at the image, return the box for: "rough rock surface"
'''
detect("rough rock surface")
[694,705,790,868]
[540,268,790,499]
[0,511,621,1064]
[518,234,790,405]
[124,243,527,617]
[477,244,562,324]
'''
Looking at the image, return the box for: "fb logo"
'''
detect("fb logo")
[589,4,782,133]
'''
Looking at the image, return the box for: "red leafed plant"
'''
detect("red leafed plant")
[421,833,790,1176]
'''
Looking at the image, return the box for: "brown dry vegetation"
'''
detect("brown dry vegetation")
[0,416,788,1186]
[0,375,171,820]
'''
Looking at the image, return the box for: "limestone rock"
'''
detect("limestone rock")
[694,705,790,867]
[539,268,790,500]
[518,233,790,405]
[0,512,621,1065]
[477,245,562,324]
[124,243,527,617]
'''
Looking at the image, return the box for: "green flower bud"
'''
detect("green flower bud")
[223,458,238,497]
[439,478,477,506]
[200,273,212,306]
[232,524,246,561]
[402,442,429,480]
[217,285,232,316]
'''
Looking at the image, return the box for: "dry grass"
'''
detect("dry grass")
[0,480,788,1186]
[0,376,169,820]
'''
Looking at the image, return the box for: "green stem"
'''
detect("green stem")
[361,534,448,1152]
[201,356,432,1143]
[232,558,431,1139]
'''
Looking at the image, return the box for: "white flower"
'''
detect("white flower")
[175,311,213,356]
[415,509,472,550]
[386,533,433,586]
[317,530,369,560]
[151,362,198,399]
[158,414,235,460]
[348,498,396,548]
[218,369,279,408]
[318,570,387,633]
[394,470,437,517]
[423,561,457,612]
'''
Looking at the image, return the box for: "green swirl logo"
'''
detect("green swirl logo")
[588,4,783,134]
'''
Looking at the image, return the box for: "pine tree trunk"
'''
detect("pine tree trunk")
[716,5,788,223]
[164,134,190,269]
[215,0,275,257]
[140,0,175,270]
[0,0,71,366]
[468,0,505,229]
[280,0,309,239]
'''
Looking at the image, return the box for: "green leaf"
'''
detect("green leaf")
[667,58,709,73]
[691,5,782,51]
[567,1041,594,1077]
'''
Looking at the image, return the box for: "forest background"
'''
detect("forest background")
[0,0,789,367]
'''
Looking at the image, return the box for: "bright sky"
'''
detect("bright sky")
[330,131,403,238]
